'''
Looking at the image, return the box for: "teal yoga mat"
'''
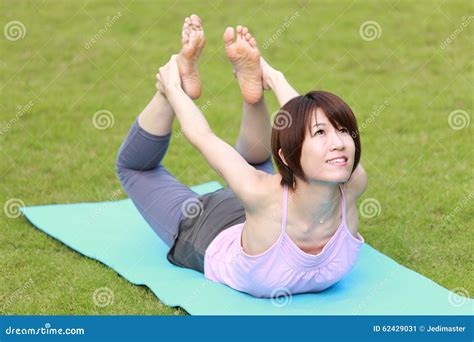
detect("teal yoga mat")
[20,181,473,315]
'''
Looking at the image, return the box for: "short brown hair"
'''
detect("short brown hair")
[270,90,361,191]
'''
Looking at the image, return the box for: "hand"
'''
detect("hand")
[156,54,182,95]
[260,57,280,90]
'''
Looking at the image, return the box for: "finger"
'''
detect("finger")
[159,71,165,82]
[169,55,180,71]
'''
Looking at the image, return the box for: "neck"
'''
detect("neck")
[286,177,342,232]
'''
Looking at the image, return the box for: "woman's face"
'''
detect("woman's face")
[300,108,355,184]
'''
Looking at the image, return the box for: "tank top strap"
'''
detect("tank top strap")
[281,183,289,233]
[339,184,346,222]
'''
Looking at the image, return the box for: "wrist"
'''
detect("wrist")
[165,85,184,98]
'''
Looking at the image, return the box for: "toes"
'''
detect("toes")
[185,17,191,25]
[190,14,203,33]
[249,37,257,48]
[245,33,251,41]
[182,22,190,33]
[242,27,249,36]
[198,36,206,49]
[223,27,235,46]
[190,14,201,26]
[182,22,190,43]
[182,33,189,44]
[236,25,243,39]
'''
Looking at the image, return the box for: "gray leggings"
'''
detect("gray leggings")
[115,117,275,248]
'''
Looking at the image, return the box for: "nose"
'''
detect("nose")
[329,131,344,150]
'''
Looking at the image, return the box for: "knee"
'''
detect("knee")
[249,155,272,166]
[115,162,126,185]
[115,149,130,185]
[250,156,275,175]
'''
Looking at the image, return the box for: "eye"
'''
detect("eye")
[339,127,349,133]
[315,129,325,136]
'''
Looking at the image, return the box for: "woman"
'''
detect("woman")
[116,15,368,298]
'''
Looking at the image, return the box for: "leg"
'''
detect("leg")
[235,95,272,164]
[116,107,200,247]
[138,91,175,136]
[224,25,271,165]
[116,14,208,247]
[234,96,274,174]
[249,156,275,174]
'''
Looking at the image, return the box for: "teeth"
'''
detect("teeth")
[327,158,346,164]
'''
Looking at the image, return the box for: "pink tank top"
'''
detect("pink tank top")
[204,183,365,298]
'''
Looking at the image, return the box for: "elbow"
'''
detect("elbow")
[187,129,214,150]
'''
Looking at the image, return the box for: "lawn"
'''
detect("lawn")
[1,0,472,315]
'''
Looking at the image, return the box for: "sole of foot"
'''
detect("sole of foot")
[223,25,262,104]
[177,14,205,100]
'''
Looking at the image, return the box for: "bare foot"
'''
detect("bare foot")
[177,14,205,99]
[224,26,262,104]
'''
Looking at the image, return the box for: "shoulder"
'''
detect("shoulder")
[343,164,368,203]
[241,172,280,213]
[343,164,368,236]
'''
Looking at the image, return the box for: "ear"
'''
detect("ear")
[278,148,289,167]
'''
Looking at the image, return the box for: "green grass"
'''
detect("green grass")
[1,0,472,315]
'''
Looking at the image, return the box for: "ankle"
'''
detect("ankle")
[266,70,284,90]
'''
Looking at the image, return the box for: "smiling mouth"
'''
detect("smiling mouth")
[326,157,347,164]
[326,157,348,165]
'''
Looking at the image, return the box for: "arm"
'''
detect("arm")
[166,85,266,211]
[261,57,299,107]
[266,72,299,107]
